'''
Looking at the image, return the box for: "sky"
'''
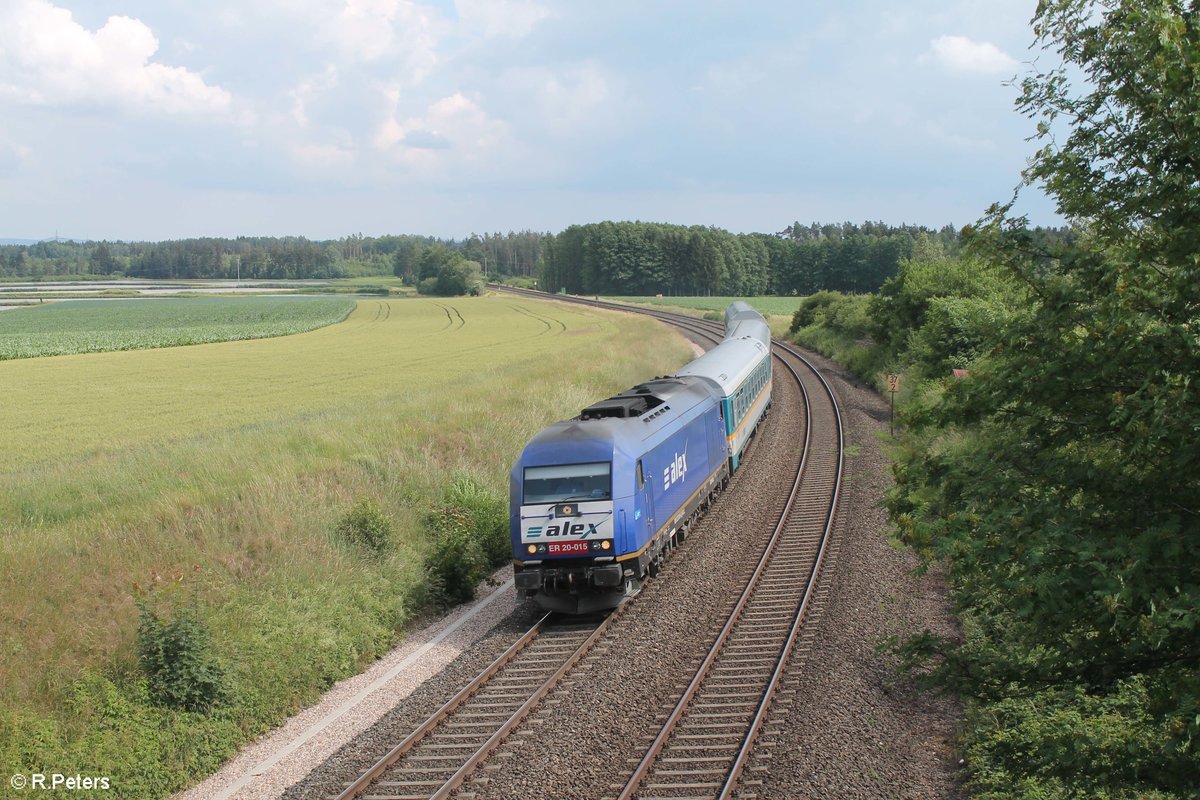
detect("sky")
[0,0,1059,242]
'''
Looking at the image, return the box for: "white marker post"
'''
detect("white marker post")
[886,373,901,436]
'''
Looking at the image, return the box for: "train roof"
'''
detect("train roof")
[673,337,769,396]
[724,300,759,326]
[518,376,718,464]
[672,302,771,395]
[723,301,771,348]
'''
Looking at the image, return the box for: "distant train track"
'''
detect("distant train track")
[331,288,843,799]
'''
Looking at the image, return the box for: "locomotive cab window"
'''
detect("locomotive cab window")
[523,462,612,504]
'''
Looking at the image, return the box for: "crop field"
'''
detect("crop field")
[0,295,694,796]
[0,296,355,359]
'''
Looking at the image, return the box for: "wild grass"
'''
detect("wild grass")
[0,296,354,359]
[0,296,692,796]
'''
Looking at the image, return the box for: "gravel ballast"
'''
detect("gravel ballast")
[740,348,964,799]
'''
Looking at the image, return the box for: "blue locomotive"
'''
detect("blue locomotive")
[509,302,772,613]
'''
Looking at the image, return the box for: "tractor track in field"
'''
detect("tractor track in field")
[506,304,568,335]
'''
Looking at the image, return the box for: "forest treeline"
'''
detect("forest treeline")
[0,231,546,282]
[540,221,955,296]
[1,223,1071,298]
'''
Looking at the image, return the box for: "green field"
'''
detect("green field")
[0,296,355,359]
[602,295,802,337]
[604,295,805,317]
[0,296,694,797]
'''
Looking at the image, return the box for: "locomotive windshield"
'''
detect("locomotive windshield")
[523,462,612,504]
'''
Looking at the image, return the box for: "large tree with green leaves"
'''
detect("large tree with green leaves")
[892,0,1200,793]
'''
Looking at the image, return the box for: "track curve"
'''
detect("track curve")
[327,288,845,800]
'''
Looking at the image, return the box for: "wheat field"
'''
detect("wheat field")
[0,295,694,796]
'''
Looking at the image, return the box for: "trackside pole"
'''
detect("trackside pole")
[886,373,900,436]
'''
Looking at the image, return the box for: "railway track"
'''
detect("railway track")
[617,341,842,800]
[332,289,843,800]
[333,613,617,800]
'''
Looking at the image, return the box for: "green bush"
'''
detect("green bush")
[821,293,872,337]
[789,291,871,339]
[425,518,490,606]
[789,290,843,332]
[335,498,395,553]
[415,260,484,296]
[424,475,508,605]
[442,474,509,565]
[964,679,1186,799]
[136,587,226,713]
[866,255,1016,354]
[906,294,1014,375]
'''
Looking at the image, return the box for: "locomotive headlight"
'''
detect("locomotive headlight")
[601,540,611,551]
[527,544,537,555]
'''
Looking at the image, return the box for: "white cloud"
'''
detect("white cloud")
[454,0,551,38]
[501,63,613,136]
[0,138,34,176]
[326,0,442,76]
[928,35,1019,75]
[288,65,340,128]
[374,90,508,173]
[290,141,356,168]
[0,0,232,115]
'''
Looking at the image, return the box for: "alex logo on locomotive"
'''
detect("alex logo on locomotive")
[526,522,604,539]
[663,450,688,491]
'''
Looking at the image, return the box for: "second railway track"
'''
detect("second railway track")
[617,340,843,800]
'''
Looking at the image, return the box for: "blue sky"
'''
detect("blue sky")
[0,0,1056,241]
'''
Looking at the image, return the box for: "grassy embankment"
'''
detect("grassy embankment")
[0,295,693,797]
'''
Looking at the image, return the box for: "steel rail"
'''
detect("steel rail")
[338,287,832,800]
[427,614,617,800]
[335,610,622,800]
[332,612,553,800]
[615,351,815,800]
[491,286,847,800]
[716,340,845,798]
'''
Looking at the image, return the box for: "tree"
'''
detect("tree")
[892,0,1200,790]
[88,242,117,275]
[391,237,425,281]
[415,258,482,296]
